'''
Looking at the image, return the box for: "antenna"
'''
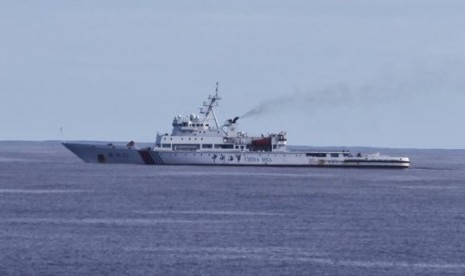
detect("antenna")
[60,126,64,142]
[201,82,222,129]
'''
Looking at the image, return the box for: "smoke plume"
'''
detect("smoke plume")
[239,63,463,120]
[240,84,383,119]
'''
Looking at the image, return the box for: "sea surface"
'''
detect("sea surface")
[1,141,465,275]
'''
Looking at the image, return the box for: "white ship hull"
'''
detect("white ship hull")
[62,142,410,168]
[151,150,410,168]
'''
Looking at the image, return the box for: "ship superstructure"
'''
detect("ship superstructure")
[155,84,287,154]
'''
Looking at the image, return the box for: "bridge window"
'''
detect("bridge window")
[215,144,234,149]
[173,144,200,151]
[306,153,327,157]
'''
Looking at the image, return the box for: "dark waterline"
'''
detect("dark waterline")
[1,141,465,275]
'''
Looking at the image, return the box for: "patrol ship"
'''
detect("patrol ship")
[63,84,409,167]
[149,85,410,168]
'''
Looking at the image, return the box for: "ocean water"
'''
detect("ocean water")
[1,141,465,275]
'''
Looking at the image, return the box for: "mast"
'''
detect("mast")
[211,82,220,129]
[201,82,221,129]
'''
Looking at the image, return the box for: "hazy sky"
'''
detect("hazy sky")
[1,0,465,148]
